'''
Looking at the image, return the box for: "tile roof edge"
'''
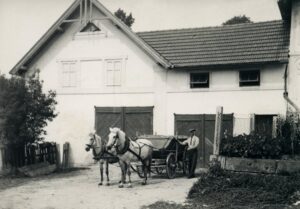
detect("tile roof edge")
[136,19,286,34]
[172,60,289,69]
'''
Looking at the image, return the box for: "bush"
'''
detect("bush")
[221,116,300,159]
[221,133,283,159]
[0,73,57,147]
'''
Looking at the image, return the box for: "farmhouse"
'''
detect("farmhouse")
[10,0,300,167]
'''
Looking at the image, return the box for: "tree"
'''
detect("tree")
[0,73,57,147]
[114,8,135,28]
[222,15,253,25]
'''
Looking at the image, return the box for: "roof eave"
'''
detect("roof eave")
[10,0,82,75]
[172,60,289,70]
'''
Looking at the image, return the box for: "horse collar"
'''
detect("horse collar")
[116,135,130,155]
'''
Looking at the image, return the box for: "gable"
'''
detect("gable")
[10,0,171,75]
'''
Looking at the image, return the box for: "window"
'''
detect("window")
[254,114,276,136]
[190,72,209,88]
[239,70,260,86]
[80,22,101,32]
[106,60,122,86]
[61,61,78,87]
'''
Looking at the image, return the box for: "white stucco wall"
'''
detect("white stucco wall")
[287,0,300,109]
[165,64,286,135]
[23,5,288,165]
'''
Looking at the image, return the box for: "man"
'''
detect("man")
[178,129,199,178]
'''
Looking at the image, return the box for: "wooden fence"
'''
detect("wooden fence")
[0,142,58,170]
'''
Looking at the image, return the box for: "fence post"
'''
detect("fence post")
[62,142,70,169]
[212,106,223,158]
[250,113,255,133]
[56,144,61,169]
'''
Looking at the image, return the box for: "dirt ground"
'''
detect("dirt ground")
[0,163,198,209]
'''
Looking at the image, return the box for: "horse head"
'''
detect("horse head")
[106,127,120,150]
[85,132,96,152]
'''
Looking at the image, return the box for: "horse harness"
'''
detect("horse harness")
[115,135,147,163]
[90,135,118,162]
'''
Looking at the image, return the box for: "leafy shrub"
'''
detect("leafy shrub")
[221,115,300,159]
[221,133,284,159]
[0,74,57,147]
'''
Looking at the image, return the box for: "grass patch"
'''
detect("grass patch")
[145,162,300,209]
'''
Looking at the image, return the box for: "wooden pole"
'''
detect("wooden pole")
[213,106,223,156]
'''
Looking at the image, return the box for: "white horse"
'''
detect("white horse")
[85,132,119,186]
[106,127,153,188]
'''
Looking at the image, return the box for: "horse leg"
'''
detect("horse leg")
[141,161,147,185]
[99,160,104,186]
[127,162,132,188]
[105,160,110,186]
[148,157,152,178]
[118,161,126,188]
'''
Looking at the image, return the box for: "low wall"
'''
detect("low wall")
[216,155,300,174]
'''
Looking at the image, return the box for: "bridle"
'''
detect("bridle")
[86,134,105,153]
[110,133,119,149]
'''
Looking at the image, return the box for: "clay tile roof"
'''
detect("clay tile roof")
[137,20,290,68]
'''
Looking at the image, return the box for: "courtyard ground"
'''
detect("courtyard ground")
[0,163,198,209]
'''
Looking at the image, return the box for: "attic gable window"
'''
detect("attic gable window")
[190,72,209,88]
[239,70,260,87]
[80,22,101,33]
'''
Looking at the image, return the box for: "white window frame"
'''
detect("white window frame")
[59,60,79,88]
[105,59,123,86]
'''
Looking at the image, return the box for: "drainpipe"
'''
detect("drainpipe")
[283,63,300,112]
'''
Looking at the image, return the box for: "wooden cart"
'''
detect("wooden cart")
[134,135,189,179]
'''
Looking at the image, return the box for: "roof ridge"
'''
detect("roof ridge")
[136,19,285,34]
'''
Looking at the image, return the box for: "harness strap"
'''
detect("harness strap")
[116,135,130,155]
[127,142,143,162]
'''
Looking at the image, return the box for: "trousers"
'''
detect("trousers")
[187,148,198,177]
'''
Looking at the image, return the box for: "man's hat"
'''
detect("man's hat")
[189,129,196,133]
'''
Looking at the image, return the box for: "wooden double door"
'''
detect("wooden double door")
[174,114,233,168]
[95,106,153,140]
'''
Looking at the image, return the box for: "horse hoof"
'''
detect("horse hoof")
[106,182,110,186]
[98,182,103,186]
[141,182,147,185]
[119,184,124,188]
[127,183,132,188]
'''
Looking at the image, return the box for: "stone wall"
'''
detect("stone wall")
[217,155,300,174]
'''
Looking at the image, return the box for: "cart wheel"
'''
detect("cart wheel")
[155,167,164,174]
[136,165,145,178]
[182,147,189,176]
[166,153,176,179]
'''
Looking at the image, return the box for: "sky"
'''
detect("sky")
[0,0,281,75]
